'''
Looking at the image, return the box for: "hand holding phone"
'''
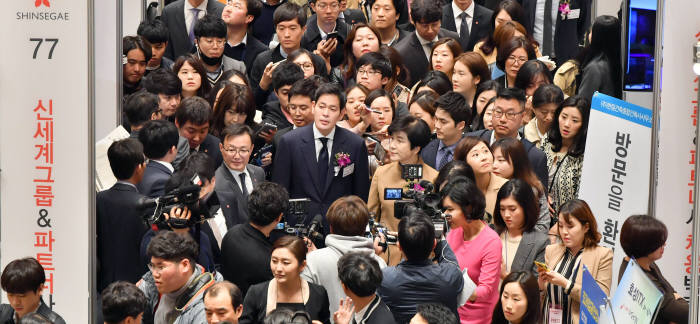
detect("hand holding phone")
[534,261,549,272]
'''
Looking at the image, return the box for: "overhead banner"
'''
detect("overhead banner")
[654,0,700,301]
[604,259,663,324]
[0,0,91,322]
[579,93,652,288]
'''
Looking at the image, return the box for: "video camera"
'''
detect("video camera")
[277,198,325,247]
[366,212,397,245]
[137,175,218,229]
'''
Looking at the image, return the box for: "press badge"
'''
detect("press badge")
[343,163,355,177]
[548,304,563,324]
[567,9,581,19]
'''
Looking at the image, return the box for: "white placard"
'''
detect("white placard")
[0,0,91,322]
[579,93,652,290]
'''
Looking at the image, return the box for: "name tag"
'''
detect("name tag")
[548,305,563,324]
[567,9,581,19]
[343,163,355,177]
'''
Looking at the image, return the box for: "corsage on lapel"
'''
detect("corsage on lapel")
[334,152,354,177]
[559,1,571,20]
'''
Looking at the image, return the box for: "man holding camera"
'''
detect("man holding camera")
[377,211,463,324]
[220,181,288,297]
[301,196,387,318]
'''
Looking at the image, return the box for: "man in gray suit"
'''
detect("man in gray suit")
[161,0,225,60]
[215,124,265,228]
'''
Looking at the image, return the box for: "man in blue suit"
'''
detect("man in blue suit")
[272,83,370,229]
[137,120,179,197]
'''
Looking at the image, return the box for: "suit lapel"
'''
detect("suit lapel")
[246,165,260,189]
[442,5,456,31]
[512,232,536,271]
[219,164,243,198]
[410,34,429,67]
[324,127,347,194]
[301,127,323,197]
[174,1,188,40]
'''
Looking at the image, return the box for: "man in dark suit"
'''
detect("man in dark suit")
[336,253,396,323]
[272,83,370,228]
[303,0,349,68]
[160,0,225,60]
[97,138,150,292]
[272,78,318,158]
[175,96,224,168]
[222,0,269,70]
[215,124,265,227]
[466,87,548,188]
[393,0,459,86]
[521,0,591,65]
[441,0,493,51]
[137,120,179,197]
[369,0,411,47]
[421,92,470,171]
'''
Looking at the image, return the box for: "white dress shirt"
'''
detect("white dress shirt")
[184,0,208,36]
[227,165,254,194]
[415,32,439,62]
[153,160,175,173]
[452,1,475,36]
[533,0,559,53]
[313,124,336,161]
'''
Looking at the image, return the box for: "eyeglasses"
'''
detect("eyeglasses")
[222,147,250,156]
[316,2,340,10]
[507,55,528,65]
[492,109,524,120]
[296,62,314,71]
[148,262,173,274]
[357,68,380,77]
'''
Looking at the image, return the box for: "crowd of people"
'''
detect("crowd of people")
[0,0,690,323]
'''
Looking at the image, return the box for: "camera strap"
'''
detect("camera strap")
[174,270,216,312]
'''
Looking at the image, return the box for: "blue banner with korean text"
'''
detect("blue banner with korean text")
[580,265,608,324]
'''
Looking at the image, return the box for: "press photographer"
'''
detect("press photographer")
[367,115,439,265]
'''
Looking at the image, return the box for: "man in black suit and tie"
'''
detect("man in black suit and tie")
[466,87,548,188]
[272,78,318,158]
[161,0,225,60]
[393,0,460,86]
[221,0,269,70]
[272,83,370,228]
[441,0,493,51]
[421,92,470,171]
[137,120,179,197]
[215,124,265,228]
[97,138,150,292]
[175,96,224,168]
[335,253,397,324]
[521,0,591,65]
[303,0,349,68]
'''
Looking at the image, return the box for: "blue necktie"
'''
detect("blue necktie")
[188,8,201,44]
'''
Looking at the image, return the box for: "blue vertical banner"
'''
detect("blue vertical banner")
[579,265,608,324]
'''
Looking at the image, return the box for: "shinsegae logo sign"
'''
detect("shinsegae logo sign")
[35,0,50,7]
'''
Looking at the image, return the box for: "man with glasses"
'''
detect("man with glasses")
[138,231,222,324]
[302,0,349,68]
[193,14,246,88]
[466,87,548,188]
[393,0,459,85]
[215,124,265,228]
[221,0,268,70]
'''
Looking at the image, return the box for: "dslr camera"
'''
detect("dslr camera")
[277,198,325,247]
[137,175,218,229]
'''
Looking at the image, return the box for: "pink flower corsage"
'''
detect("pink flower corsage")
[559,1,571,20]
[334,152,351,167]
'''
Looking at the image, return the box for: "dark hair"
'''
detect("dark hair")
[219,121,254,145]
[491,272,541,324]
[514,60,552,94]
[181,152,216,182]
[582,15,622,98]
[546,96,589,157]
[204,281,243,309]
[102,281,147,324]
[415,303,458,324]
[288,78,319,102]
[138,119,179,159]
[220,69,250,87]
[248,182,289,226]
[478,0,526,56]
[137,18,169,44]
[124,91,160,127]
[273,236,307,265]
[491,138,543,195]
[147,230,199,267]
[441,176,486,220]
[495,87,527,110]
[314,83,346,111]
[1,258,45,294]
[242,0,263,21]
[176,96,212,127]
[379,45,409,90]
[493,179,539,234]
[342,24,382,80]
[454,52,491,85]
[108,138,145,180]
[557,199,601,249]
[365,89,395,127]
[326,196,369,236]
[409,90,439,117]
[532,84,564,109]
[194,14,227,39]
[435,91,471,126]
[409,0,441,24]
[369,0,405,19]
[17,313,52,324]
[430,38,462,75]
[143,68,182,96]
[337,252,383,297]
[620,215,668,259]
[415,70,453,96]
[496,36,537,72]
[398,210,435,262]
[123,35,152,62]
[264,308,312,324]
[435,160,475,189]
[173,54,211,97]
[273,2,307,27]
[388,115,431,150]
[454,136,491,165]
[477,96,498,130]
[355,52,393,80]
[211,83,256,135]
[272,61,305,92]
[472,80,502,123]
[288,49,327,77]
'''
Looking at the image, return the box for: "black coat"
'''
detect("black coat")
[239,280,331,324]
[521,0,591,64]
[136,160,173,197]
[220,223,274,296]
[194,134,224,168]
[302,16,349,68]
[342,8,366,25]
[393,29,460,86]
[224,34,269,72]
[96,183,150,292]
[356,296,397,324]
[441,2,493,51]
[161,0,225,60]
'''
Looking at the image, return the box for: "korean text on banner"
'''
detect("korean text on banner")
[580,265,608,324]
[605,259,663,324]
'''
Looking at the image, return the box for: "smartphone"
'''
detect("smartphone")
[326,31,340,40]
[391,84,403,98]
[257,122,278,136]
[362,133,381,144]
[534,261,549,272]
[252,144,273,166]
[363,104,381,114]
